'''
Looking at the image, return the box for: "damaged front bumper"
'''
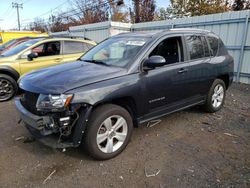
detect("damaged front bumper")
[15,98,92,149]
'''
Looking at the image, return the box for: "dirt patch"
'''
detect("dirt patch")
[0,83,249,188]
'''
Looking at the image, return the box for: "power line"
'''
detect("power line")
[21,0,122,30]
[0,4,13,18]
[12,2,23,30]
[21,0,111,25]
[21,0,68,23]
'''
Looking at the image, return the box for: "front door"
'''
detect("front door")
[19,41,63,75]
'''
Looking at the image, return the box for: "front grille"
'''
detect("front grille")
[21,91,39,115]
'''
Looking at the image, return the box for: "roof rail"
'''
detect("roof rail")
[169,28,211,33]
[48,34,91,40]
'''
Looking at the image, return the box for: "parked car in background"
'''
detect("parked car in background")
[0,30,48,45]
[0,37,96,101]
[0,37,33,54]
[15,29,234,160]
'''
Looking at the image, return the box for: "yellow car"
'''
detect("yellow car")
[0,37,96,101]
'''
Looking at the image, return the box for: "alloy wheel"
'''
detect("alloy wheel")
[0,78,14,101]
[211,84,224,108]
[96,115,128,153]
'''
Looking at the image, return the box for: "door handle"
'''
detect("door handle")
[178,68,188,74]
[55,58,62,62]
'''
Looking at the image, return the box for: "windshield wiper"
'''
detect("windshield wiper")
[81,59,109,66]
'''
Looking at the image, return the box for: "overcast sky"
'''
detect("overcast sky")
[0,0,170,30]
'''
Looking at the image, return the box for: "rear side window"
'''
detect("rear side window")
[207,36,219,56]
[201,36,210,57]
[186,35,204,60]
[64,41,89,54]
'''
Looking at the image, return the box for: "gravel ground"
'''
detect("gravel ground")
[0,83,249,188]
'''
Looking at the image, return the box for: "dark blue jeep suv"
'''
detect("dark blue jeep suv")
[15,29,234,160]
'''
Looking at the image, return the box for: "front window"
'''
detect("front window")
[149,36,184,64]
[1,38,42,57]
[81,37,149,67]
[32,41,61,57]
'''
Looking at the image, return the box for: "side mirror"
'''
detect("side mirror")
[143,55,166,70]
[27,52,38,61]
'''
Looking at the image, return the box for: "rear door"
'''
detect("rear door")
[62,40,90,63]
[183,34,213,97]
[19,40,63,75]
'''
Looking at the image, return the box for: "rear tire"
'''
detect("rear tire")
[83,104,133,160]
[0,74,18,102]
[204,79,226,113]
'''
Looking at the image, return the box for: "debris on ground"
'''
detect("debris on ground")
[147,119,162,128]
[213,114,222,120]
[119,176,124,180]
[62,148,66,152]
[23,137,35,143]
[42,169,56,184]
[224,132,238,138]
[187,169,194,173]
[202,122,211,125]
[15,136,25,141]
[144,167,161,177]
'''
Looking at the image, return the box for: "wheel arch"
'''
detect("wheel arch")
[0,66,20,81]
[92,96,138,127]
[217,74,229,89]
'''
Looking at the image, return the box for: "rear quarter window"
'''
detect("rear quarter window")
[207,36,219,56]
[0,34,2,43]
[218,39,228,55]
[86,43,94,50]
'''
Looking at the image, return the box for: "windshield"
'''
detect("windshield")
[81,37,149,67]
[0,39,16,50]
[1,38,42,57]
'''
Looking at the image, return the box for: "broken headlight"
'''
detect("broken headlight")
[36,94,73,111]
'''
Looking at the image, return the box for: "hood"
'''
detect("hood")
[19,61,127,94]
[0,56,15,63]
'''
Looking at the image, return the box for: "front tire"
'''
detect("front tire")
[0,74,18,102]
[204,79,226,113]
[83,104,133,160]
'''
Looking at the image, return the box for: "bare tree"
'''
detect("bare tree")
[70,0,109,24]
[166,0,230,18]
[29,18,48,32]
[132,0,156,23]
[108,0,129,22]
[232,0,250,11]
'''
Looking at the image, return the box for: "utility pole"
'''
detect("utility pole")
[0,19,3,30]
[12,2,23,31]
[133,0,140,23]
